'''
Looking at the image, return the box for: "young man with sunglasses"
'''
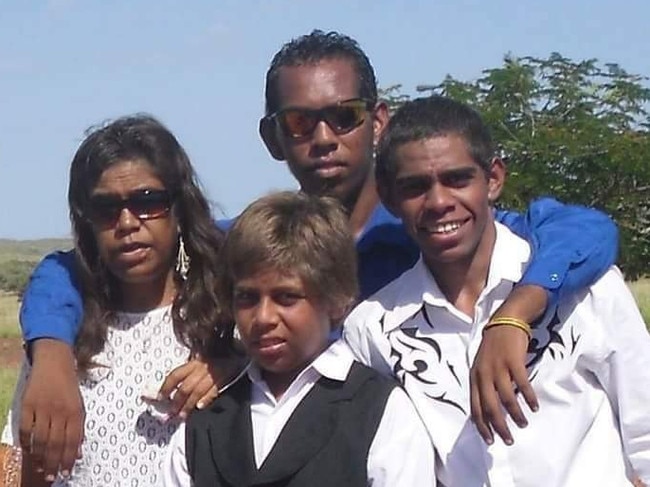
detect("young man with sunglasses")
[17,30,617,481]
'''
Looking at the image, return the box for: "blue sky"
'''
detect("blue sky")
[1,0,649,238]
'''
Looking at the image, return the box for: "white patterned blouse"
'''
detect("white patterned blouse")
[2,305,190,486]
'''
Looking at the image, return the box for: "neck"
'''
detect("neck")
[261,341,330,400]
[263,370,298,401]
[116,270,177,313]
[346,173,380,239]
[425,220,497,318]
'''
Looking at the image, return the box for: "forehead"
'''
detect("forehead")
[235,267,305,288]
[274,58,360,109]
[393,135,477,176]
[93,159,164,193]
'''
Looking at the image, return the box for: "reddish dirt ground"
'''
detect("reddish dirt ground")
[0,337,23,368]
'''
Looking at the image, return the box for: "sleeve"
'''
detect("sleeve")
[19,250,83,345]
[161,423,192,487]
[589,269,650,484]
[367,387,436,486]
[495,197,618,305]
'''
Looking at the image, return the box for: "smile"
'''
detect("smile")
[422,219,467,234]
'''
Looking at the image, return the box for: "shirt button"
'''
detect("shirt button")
[550,273,559,282]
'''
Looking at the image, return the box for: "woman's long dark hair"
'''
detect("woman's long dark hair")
[68,114,231,373]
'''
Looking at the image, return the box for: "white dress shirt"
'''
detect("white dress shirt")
[344,222,650,487]
[162,339,435,486]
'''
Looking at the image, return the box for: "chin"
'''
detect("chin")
[116,266,170,285]
[423,245,473,267]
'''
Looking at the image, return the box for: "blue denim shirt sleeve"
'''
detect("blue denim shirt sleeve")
[496,197,619,305]
[20,249,82,345]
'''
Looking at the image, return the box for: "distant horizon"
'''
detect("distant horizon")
[0,237,72,243]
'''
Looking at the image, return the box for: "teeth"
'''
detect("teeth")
[428,221,462,234]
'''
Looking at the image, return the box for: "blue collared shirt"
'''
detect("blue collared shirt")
[20,197,618,345]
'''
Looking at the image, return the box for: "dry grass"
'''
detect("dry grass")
[0,368,18,434]
[0,294,20,432]
[0,294,20,339]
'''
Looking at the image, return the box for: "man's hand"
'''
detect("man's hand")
[158,355,247,419]
[19,339,84,482]
[470,284,546,445]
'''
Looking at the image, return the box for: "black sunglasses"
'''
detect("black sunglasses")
[268,98,374,139]
[86,189,174,227]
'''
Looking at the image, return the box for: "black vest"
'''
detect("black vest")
[186,362,396,487]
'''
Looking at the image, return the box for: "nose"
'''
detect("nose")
[423,182,455,214]
[114,207,141,234]
[253,296,279,328]
[310,120,338,153]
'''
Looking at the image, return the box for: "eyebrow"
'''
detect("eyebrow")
[440,166,478,179]
[395,165,479,182]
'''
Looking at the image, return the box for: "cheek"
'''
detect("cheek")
[151,222,178,254]
[94,230,114,261]
[395,199,422,227]
[345,130,373,162]
[281,140,309,165]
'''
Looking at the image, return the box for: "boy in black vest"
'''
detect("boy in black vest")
[162,191,435,487]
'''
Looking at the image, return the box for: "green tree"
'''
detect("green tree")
[383,53,650,279]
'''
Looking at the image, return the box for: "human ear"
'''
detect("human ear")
[487,157,506,203]
[259,117,286,161]
[371,101,389,147]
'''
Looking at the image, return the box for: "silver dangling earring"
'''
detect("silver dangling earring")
[175,235,190,281]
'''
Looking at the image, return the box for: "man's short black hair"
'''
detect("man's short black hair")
[264,29,378,115]
[376,96,495,190]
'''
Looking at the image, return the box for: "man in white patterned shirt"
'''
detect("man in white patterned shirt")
[343,95,650,487]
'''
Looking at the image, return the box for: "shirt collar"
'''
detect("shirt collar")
[487,222,531,288]
[247,339,355,386]
[380,222,530,333]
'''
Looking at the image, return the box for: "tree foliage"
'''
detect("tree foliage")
[381,53,650,279]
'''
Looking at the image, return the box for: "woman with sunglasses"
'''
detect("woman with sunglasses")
[2,114,234,486]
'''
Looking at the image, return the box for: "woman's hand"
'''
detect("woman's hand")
[19,339,84,482]
[158,355,248,419]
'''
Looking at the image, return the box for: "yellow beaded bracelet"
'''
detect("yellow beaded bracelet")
[483,317,532,340]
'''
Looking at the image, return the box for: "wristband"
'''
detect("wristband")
[483,317,532,340]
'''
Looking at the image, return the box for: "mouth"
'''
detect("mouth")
[119,241,150,253]
[418,218,470,236]
[252,336,287,356]
[310,160,346,178]
[422,219,467,234]
[115,242,151,264]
